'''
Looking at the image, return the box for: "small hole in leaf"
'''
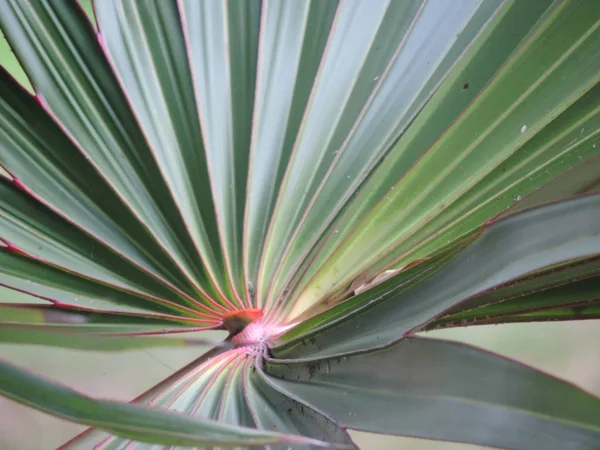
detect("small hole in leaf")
[462,82,470,90]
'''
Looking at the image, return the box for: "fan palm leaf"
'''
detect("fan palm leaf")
[1,0,599,448]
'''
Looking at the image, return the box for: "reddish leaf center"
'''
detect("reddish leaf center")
[221,308,290,348]
[222,308,263,336]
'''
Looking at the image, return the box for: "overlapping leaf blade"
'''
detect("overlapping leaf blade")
[274,194,600,360]
[94,0,234,307]
[290,0,600,318]
[246,363,358,450]
[0,359,331,448]
[266,337,600,450]
[0,0,220,302]
[60,348,353,449]
[430,257,600,328]
[178,0,261,305]
[0,249,220,321]
[0,304,220,351]
[243,0,338,307]
[274,235,474,346]
[434,277,600,327]
[262,0,502,316]
[483,303,600,323]
[0,67,201,304]
[0,0,599,449]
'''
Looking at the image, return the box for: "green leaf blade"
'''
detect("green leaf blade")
[265,0,503,317]
[0,0,219,301]
[242,0,338,308]
[54,347,352,449]
[0,358,332,448]
[292,0,600,317]
[94,0,233,306]
[178,0,262,304]
[431,258,600,328]
[274,194,600,360]
[266,337,600,450]
[0,303,220,351]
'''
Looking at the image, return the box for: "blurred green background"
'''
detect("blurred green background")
[1,4,599,449]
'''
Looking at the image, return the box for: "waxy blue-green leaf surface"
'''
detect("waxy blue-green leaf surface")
[0,359,333,448]
[273,194,600,360]
[1,0,599,449]
[266,337,600,450]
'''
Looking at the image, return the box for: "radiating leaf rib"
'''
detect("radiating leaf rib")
[273,235,473,346]
[265,0,500,316]
[279,0,555,314]
[0,180,223,316]
[0,179,199,301]
[91,353,248,449]
[435,256,600,321]
[273,194,600,360]
[0,359,330,448]
[99,350,248,448]
[265,337,600,450]
[0,71,230,320]
[0,303,220,351]
[78,351,272,448]
[430,274,600,328]
[178,0,261,305]
[217,357,255,428]
[0,25,31,90]
[255,0,426,308]
[301,1,600,315]
[0,67,228,314]
[0,303,210,327]
[243,0,338,307]
[0,324,220,352]
[183,350,243,418]
[507,151,600,214]
[291,0,600,317]
[246,359,358,449]
[0,250,221,322]
[59,345,229,449]
[64,350,353,450]
[477,302,600,324]
[0,0,220,300]
[93,0,234,308]
[366,80,600,277]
